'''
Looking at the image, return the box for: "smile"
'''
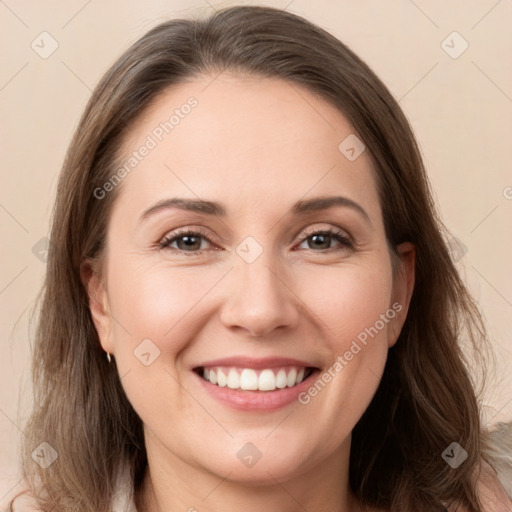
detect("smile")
[192,356,321,411]
[197,366,314,391]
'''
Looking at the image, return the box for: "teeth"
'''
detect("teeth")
[217,368,227,387]
[275,369,287,389]
[286,368,297,387]
[201,366,310,391]
[259,369,276,391]
[240,369,258,390]
[227,369,240,389]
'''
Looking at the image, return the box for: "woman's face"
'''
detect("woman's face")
[86,73,414,485]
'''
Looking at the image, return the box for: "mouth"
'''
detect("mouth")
[193,365,317,391]
[191,356,322,411]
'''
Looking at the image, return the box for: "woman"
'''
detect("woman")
[3,5,511,512]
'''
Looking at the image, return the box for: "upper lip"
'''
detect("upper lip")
[194,356,318,370]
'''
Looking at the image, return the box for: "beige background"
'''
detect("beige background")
[1,0,511,501]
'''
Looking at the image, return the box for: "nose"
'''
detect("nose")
[219,254,300,338]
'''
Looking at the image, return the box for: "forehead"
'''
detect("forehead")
[111,72,381,223]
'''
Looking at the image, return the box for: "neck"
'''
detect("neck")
[135,434,361,512]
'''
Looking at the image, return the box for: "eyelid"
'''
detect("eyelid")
[158,225,217,248]
[298,224,353,244]
[158,223,355,254]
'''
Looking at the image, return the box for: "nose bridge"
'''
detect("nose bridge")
[220,239,299,337]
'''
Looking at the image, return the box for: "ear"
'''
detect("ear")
[80,260,114,354]
[387,242,415,348]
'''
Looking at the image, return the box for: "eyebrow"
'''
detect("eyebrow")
[140,195,372,226]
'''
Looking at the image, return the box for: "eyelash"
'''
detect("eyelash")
[158,226,354,256]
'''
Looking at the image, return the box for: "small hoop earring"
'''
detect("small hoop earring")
[106,352,112,364]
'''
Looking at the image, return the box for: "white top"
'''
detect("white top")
[111,463,138,512]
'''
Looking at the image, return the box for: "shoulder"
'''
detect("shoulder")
[446,457,512,512]
[0,488,44,512]
[475,457,512,511]
[0,467,137,512]
[482,421,512,499]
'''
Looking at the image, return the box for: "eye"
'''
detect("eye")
[158,227,215,254]
[296,227,354,252]
[158,226,354,255]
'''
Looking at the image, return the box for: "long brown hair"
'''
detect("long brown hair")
[15,5,494,511]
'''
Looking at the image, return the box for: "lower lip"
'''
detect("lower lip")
[193,369,319,412]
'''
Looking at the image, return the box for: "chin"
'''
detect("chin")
[194,438,318,486]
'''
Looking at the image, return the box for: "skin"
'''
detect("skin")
[83,72,416,512]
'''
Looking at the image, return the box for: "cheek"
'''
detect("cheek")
[296,259,394,344]
[105,260,219,425]
[107,249,394,359]
[294,262,393,418]
[107,258,226,355]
